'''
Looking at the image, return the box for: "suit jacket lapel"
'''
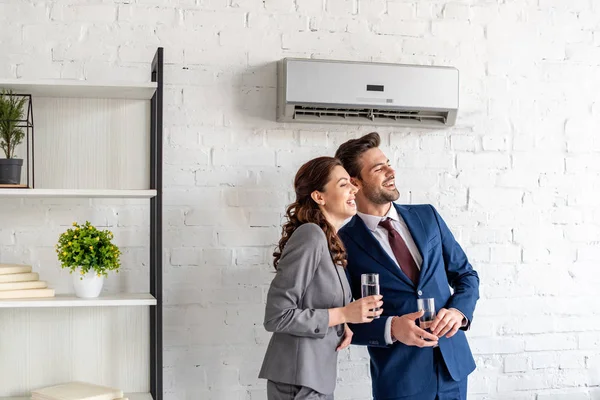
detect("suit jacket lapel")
[345,215,415,288]
[395,204,429,284]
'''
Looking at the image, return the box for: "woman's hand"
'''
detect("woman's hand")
[342,295,383,323]
[336,324,353,351]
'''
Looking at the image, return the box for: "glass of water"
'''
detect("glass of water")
[417,298,435,330]
[361,273,380,319]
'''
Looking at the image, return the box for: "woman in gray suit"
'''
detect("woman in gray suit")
[259,156,383,399]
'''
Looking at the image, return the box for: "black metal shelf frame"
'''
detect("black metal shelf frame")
[150,47,164,400]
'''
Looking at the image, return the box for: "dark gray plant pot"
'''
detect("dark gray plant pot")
[0,158,23,185]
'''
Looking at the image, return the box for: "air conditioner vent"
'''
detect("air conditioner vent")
[293,105,447,124]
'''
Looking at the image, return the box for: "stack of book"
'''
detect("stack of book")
[0,263,55,299]
[31,381,127,400]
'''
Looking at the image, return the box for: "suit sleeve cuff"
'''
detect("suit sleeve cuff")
[384,316,395,345]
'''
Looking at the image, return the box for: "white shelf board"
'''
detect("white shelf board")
[2,393,153,400]
[0,293,157,308]
[0,79,157,100]
[0,189,157,198]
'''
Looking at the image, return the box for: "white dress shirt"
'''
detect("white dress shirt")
[357,205,466,345]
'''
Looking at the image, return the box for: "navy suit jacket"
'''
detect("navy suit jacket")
[339,203,479,399]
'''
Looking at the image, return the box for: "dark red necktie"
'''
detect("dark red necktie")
[379,218,419,285]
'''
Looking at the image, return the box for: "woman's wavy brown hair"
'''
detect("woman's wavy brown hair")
[273,156,348,270]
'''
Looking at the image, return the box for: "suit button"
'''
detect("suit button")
[417,290,423,296]
[337,329,343,337]
[315,328,320,333]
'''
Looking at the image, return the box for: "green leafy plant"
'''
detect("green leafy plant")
[0,89,27,159]
[56,221,121,278]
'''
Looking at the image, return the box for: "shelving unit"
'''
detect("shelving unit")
[0,293,157,308]
[2,393,153,400]
[0,48,163,399]
[0,80,157,100]
[0,189,157,198]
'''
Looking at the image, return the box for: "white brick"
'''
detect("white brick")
[525,334,578,352]
[118,4,180,25]
[495,170,540,189]
[513,153,565,173]
[539,0,590,11]
[218,228,279,246]
[185,9,246,29]
[457,153,510,170]
[396,152,454,170]
[387,2,415,19]
[185,208,247,227]
[357,0,386,18]
[165,188,223,206]
[498,373,550,392]
[163,146,210,166]
[214,148,275,167]
[326,0,356,15]
[223,266,274,286]
[247,211,281,227]
[470,188,523,208]
[225,189,289,207]
[580,333,600,350]
[566,155,600,173]
[164,227,216,247]
[505,354,529,373]
[537,392,590,400]
[219,28,281,48]
[419,134,449,153]
[276,148,329,169]
[490,245,521,263]
[248,13,308,31]
[442,3,471,20]
[299,130,329,147]
[390,133,420,149]
[402,37,460,58]
[482,136,509,151]
[470,337,525,355]
[195,167,253,187]
[373,18,429,36]
[51,4,117,23]
[230,0,264,11]
[432,20,484,41]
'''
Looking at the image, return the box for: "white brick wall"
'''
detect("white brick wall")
[1,0,600,399]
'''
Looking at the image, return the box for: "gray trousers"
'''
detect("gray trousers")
[267,380,334,400]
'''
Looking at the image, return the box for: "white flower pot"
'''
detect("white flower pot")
[72,269,104,298]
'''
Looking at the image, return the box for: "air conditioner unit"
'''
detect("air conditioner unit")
[277,58,459,128]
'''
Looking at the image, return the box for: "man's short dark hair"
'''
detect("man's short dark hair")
[335,132,381,179]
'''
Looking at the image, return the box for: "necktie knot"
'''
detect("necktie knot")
[378,218,394,232]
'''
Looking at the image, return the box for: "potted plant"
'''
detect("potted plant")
[0,90,27,185]
[56,221,121,298]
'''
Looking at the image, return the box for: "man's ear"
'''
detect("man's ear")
[311,190,325,206]
[350,177,361,189]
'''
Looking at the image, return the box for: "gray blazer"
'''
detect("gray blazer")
[259,223,352,395]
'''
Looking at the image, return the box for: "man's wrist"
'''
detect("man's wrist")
[449,307,468,327]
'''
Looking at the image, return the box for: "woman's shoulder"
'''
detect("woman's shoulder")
[287,223,327,248]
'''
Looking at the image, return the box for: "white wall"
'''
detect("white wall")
[1,0,600,399]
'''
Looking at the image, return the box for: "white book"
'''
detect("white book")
[31,381,123,400]
[0,272,38,283]
[0,288,54,299]
[0,263,32,275]
[0,280,47,291]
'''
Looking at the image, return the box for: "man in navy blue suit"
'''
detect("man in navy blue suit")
[335,132,479,400]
